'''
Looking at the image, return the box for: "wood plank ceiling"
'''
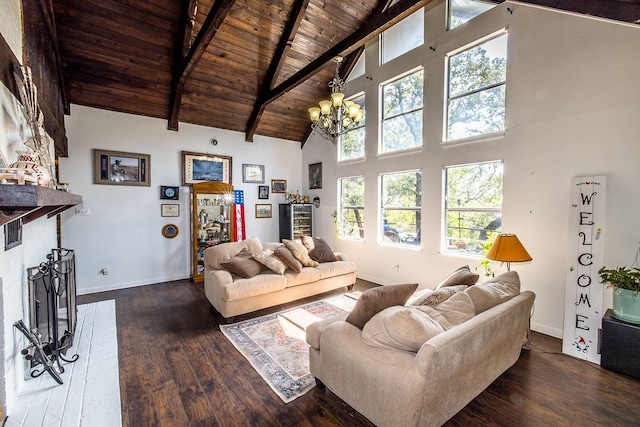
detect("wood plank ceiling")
[50,0,640,145]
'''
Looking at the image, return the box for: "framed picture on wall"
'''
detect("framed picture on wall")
[258,185,269,199]
[309,162,322,189]
[271,179,287,193]
[182,151,232,185]
[255,204,272,218]
[93,149,150,186]
[161,204,180,217]
[242,164,265,183]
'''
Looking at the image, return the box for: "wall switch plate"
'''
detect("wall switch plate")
[75,207,90,216]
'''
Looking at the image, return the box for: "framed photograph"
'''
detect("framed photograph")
[94,149,150,186]
[309,162,322,189]
[255,204,272,218]
[271,179,287,194]
[258,185,269,199]
[161,204,180,217]
[242,164,265,183]
[160,186,179,200]
[182,151,232,185]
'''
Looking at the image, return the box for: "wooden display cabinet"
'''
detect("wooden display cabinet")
[191,182,234,282]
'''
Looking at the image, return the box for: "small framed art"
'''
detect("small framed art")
[160,186,179,200]
[255,204,272,218]
[94,149,150,186]
[271,179,287,193]
[182,151,232,185]
[309,162,322,189]
[258,185,269,199]
[161,204,180,217]
[242,164,265,183]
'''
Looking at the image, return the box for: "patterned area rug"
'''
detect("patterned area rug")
[220,294,358,403]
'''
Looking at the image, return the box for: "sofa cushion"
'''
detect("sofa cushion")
[302,236,338,263]
[253,249,287,275]
[284,267,321,287]
[220,248,267,278]
[345,283,418,330]
[222,273,287,301]
[415,292,476,330]
[283,239,319,267]
[433,265,480,290]
[465,270,521,314]
[274,246,303,273]
[362,306,445,352]
[408,285,468,306]
[315,260,356,279]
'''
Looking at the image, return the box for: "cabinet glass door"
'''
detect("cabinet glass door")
[192,182,234,282]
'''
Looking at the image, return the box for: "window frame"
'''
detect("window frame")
[379,169,422,247]
[444,30,508,143]
[380,68,425,155]
[442,160,503,256]
[338,175,365,240]
[338,92,366,162]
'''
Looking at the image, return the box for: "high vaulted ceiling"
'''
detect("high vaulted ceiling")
[50,0,640,145]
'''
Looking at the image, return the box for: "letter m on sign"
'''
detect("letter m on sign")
[563,176,606,364]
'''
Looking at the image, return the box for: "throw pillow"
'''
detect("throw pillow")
[408,285,468,306]
[282,239,319,267]
[415,292,476,330]
[252,249,287,275]
[362,306,445,352]
[345,283,418,330]
[220,248,267,279]
[465,270,521,314]
[273,246,303,273]
[433,265,480,290]
[301,236,337,263]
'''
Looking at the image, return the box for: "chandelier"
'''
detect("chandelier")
[308,57,364,142]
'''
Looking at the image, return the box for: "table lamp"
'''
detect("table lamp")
[485,233,532,271]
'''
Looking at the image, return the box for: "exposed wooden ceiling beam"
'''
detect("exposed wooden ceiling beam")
[245,0,311,142]
[301,0,393,148]
[168,0,236,131]
[264,0,432,108]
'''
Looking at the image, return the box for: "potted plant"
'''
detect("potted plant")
[598,265,640,324]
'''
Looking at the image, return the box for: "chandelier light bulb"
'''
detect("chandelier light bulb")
[319,100,332,115]
[331,92,345,107]
[308,107,321,122]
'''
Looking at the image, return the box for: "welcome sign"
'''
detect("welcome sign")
[563,176,606,363]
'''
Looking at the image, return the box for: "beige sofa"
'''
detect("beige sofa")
[307,283,535,427]
[203,236,356,318]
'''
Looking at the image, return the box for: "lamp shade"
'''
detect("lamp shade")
[486,234,532,265]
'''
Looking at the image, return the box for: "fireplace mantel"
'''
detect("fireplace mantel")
[0,185,82,226]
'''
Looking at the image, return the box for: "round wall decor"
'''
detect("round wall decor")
[162,224,179,239]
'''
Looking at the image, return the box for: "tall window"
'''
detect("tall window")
[380,170,422,246]
[444,161,503,255]
[381,6,424,64]
[381,69,424,153]
[446,32,507,141]
[448,0,497,30]
[339,93,366,161]
[338,176,365,239]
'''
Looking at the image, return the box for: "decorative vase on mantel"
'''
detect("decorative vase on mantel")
[612,289,640,324]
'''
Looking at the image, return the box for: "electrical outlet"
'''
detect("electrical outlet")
[75,207,90,216]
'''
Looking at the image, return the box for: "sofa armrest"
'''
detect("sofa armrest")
[306,312,349,350]
[334,252,349,261]
[207,269,234,288]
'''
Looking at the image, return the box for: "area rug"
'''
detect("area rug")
[220,294,358,403]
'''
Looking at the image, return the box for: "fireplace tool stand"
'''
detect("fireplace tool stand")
[15,248,79,384]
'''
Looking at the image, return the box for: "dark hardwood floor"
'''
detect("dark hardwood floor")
[78,279,640,427]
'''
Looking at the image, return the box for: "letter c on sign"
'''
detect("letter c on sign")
[578,253,593,266]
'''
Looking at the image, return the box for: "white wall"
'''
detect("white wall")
[302,2,640,338]
[59,106,302,295]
